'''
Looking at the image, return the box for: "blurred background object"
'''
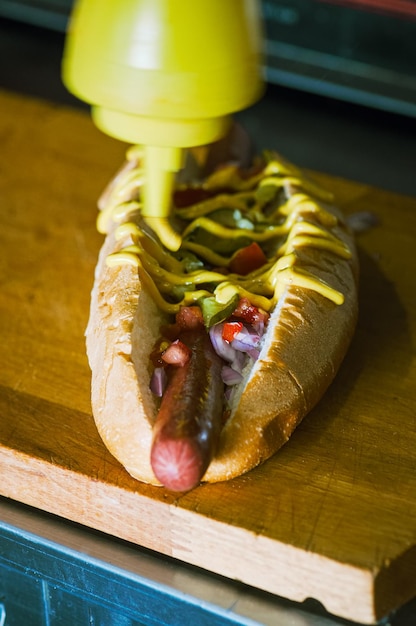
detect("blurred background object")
[0,0,415,195]
[1,0,415,116]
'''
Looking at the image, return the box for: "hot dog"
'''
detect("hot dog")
[86,147,358,491]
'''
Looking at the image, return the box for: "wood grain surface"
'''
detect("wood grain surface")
[0,89,415,624]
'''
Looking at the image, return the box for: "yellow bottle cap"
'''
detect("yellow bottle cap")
[63,0,264,245]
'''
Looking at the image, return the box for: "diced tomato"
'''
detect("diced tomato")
[229,242,267,276]
[176,305,205,330]
[232,297,269,326]
[161,339,191,366]
[222,320,243,343]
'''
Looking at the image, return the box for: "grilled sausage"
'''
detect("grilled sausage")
[150,330,224,491]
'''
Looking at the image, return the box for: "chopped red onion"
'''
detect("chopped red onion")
[150,367,167,397]
[247,347,261,361]
[161,339,191,366]
[222,365,243,386]
[231,326,260,352]
[209,324,236,363]
[151,311,266,399]
[231,349,246,373]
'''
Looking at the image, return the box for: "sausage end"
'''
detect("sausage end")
[151,436,205,492]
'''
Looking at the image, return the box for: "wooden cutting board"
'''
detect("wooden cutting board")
[0,89,415,625]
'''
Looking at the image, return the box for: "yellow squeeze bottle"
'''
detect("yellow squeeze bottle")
[62,0,264,250]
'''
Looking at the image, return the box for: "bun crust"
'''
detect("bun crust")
[86,231,165,483]
[204,227,358,481]
[86,157,358,486]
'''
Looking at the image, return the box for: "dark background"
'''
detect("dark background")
[0,13,415,197]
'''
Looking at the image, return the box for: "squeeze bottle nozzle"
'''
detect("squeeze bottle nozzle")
[62,0,264,249]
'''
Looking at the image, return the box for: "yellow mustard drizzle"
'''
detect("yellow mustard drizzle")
[180,241,231,267]
[114,222,183,273]
[100,151,352,314]
[97,200,141,234]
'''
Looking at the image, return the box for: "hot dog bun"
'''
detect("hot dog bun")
[86,149,358,486]
[205,231,358,482]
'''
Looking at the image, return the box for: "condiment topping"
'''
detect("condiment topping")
[100,149,351,324]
